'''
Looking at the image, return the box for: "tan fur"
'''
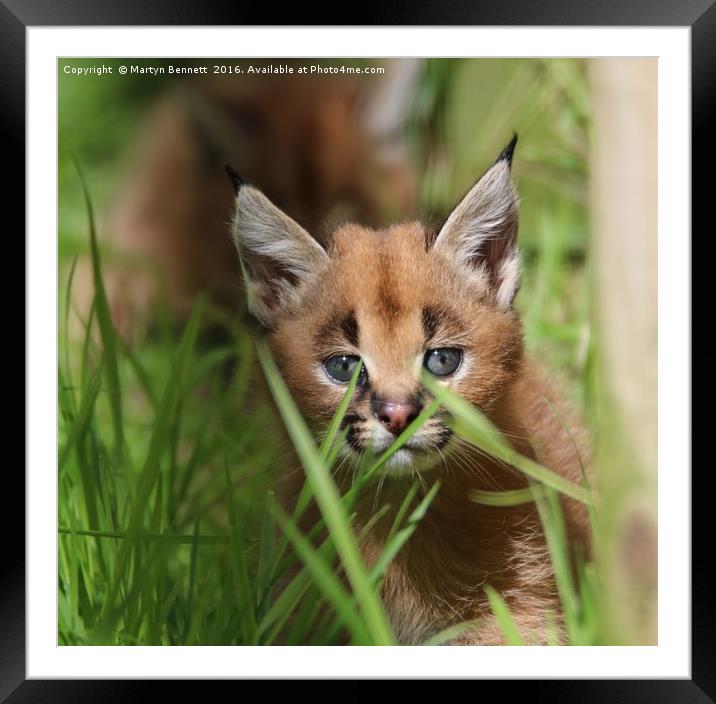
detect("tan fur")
[248,219,591,645]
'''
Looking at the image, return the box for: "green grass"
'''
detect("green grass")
[58,58,622,646]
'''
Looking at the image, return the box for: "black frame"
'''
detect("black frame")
[8,0,711,698]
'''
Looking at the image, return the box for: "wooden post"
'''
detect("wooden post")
[588,58,658,644]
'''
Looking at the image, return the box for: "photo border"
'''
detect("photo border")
[9,0,711,697]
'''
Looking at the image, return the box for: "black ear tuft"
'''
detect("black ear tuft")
[224,162,244,195]
[495,133,518,168]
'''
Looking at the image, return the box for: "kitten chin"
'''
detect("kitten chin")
[339,434,450,477]
[380,447,446,475]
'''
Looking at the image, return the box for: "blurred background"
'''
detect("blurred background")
[58,58,657,645]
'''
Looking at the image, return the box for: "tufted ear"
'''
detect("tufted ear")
[227,167,327,324]
[433,135,520,309]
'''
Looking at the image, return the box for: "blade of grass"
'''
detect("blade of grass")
[58,369,102,471]
[262,580,312,646]
[423,375,591,504]
[370,480,441,582]
[470,486,546,507]
[256,340,395,645]
[256,490,276,615]
[285,588,327,645]
[258,519,348,641]
[74,157,124,455]
[62,254,79,387]
[269,498,372,645]
[319,359,363,458]
[58,527,229,544]
[270,362,363,573]
[181,517,201,643]
[533,484,582,644]
[540,393,598,531]
[421,619,482,646]
[116,334,159,410]
[484,585,526,645]
[319,481,441,644]
[223,443,258,643]
[384,481,420,546]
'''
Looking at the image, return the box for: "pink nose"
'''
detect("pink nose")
[374,400,420,436]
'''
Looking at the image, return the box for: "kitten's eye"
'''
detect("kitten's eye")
[323,355,362,383]
[424,348,462,377]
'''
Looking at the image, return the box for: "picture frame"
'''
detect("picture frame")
[10,0,711,696]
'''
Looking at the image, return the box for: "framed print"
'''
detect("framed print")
[8,0,712,698]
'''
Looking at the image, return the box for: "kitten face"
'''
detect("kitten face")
[230,137,523,474]
[268,222,522,472]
